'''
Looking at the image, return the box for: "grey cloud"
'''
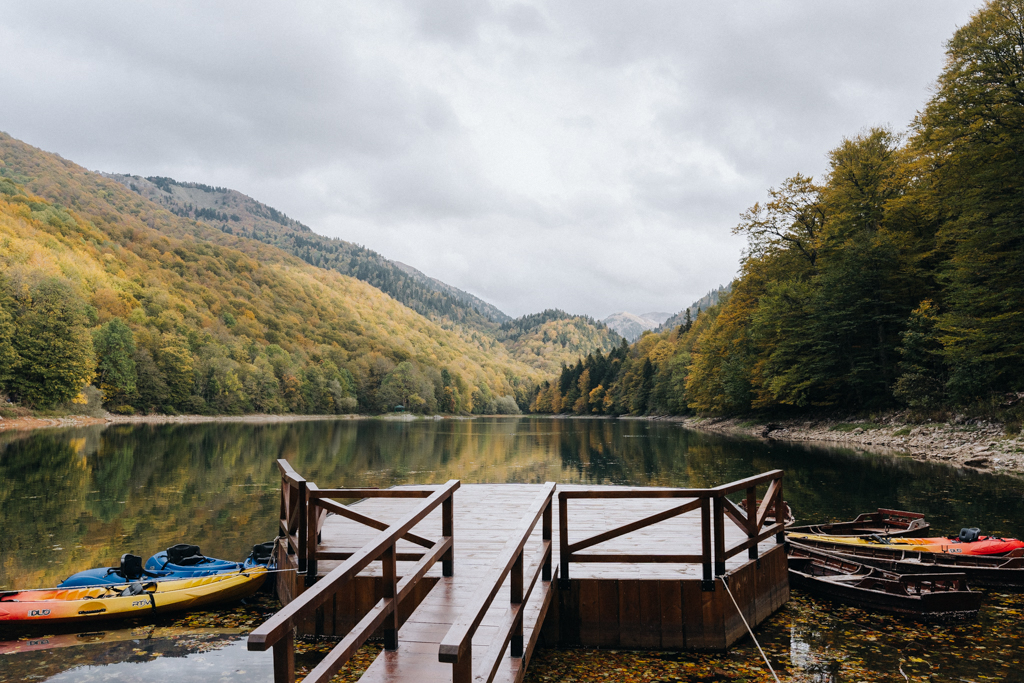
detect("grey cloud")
[0,0,980,318]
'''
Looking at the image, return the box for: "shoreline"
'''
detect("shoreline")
[3,410,1021,476]
[663,414,1024,475]
[0,412,415,433]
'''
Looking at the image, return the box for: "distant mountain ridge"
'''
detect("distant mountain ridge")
[602,311,671,342]
[657,285,732,332]
[105,173,510,328]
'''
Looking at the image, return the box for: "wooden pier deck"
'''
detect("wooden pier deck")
[250,462,790,683]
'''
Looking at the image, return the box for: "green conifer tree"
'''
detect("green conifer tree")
[94,318,137,405]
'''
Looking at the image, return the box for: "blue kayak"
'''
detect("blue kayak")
[58,542,276,588]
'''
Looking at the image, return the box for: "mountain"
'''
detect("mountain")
[103,173,510,328]
[602,311,672,342]
[0,132,539,415]
[499,310,623,373]
[658,286,731,332]
[102,173,617,374]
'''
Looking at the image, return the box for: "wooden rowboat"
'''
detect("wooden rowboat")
[786,508,929,538]
[789,535,1024,589]
[787,542,982,620]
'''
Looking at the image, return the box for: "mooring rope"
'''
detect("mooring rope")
[721,577,782,683]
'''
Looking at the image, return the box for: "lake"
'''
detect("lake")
[1,417,1022,682]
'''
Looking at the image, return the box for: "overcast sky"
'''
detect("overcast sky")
[0,1,979,319]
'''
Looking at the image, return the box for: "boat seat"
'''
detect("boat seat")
[166,544,206,566]
[119,554,144,580]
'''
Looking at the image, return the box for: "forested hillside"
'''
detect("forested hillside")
[105,173,509,328]
[497,310,622,373]
[0,133,540,415]
[535,1,1024,420]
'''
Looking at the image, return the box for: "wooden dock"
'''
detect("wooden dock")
[249,461,790,683]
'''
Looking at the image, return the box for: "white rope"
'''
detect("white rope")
[721,577,782,683]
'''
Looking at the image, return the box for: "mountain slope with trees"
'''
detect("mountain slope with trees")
[104,173,510,328]
[0,133,540,415]
[497,309,622,373]
[102,173,617,373]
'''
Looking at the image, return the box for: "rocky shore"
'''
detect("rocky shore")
[675,414,1024,475]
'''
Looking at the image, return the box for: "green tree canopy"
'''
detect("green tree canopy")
[94,318,137,404]
[11,278,95,407]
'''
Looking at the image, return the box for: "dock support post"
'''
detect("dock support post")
[700,496,714,590]
[542,496,552,582]
[746,486,759,561]
[296,480,308,574]
[713,495,726,576]
[511,549,524,658]
[442,494,454,577]
[453,657,472,683]
[306,493,319,586]
[559,492,570,587]
[775,481,785,543]
[272,630,295,683]
[383,542,399,650]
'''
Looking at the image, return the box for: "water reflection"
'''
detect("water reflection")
[0,632,271,683]
[2,418,1023,591]
[2,417,1023,682]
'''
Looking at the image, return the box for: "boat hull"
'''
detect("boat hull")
[787,508,929,538]
[787,544,982,621]
[788,536,1024,589]
[0,569,267,629]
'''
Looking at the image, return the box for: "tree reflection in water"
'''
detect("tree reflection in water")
[1,418,1022,681]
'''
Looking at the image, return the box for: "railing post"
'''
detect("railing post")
[511,549,524,658]
[297,480,308,575]
[442,492,454,577]
[306,489,319,586]
[542,495,552,582]
[746,485,758,561]
[713,494,726,576]
[775,478,785,544]
[280,476,288,540]
[272,629,295,683]
[453,656,471,683]
[559,492,570,587]
[700,496,713,591]
[383,542,399,651]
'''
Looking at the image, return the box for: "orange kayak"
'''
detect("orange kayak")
[0,568,266,628]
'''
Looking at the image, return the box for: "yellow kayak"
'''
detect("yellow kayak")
[0,568,267,627]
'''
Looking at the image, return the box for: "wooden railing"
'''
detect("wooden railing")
[251,462,460,683]
[305,481,455,582]
[438,482,556,683]
[277,460,309,574]
[559,470,785,590]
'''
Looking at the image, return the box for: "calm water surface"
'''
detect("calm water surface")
[1,417,1022,682]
